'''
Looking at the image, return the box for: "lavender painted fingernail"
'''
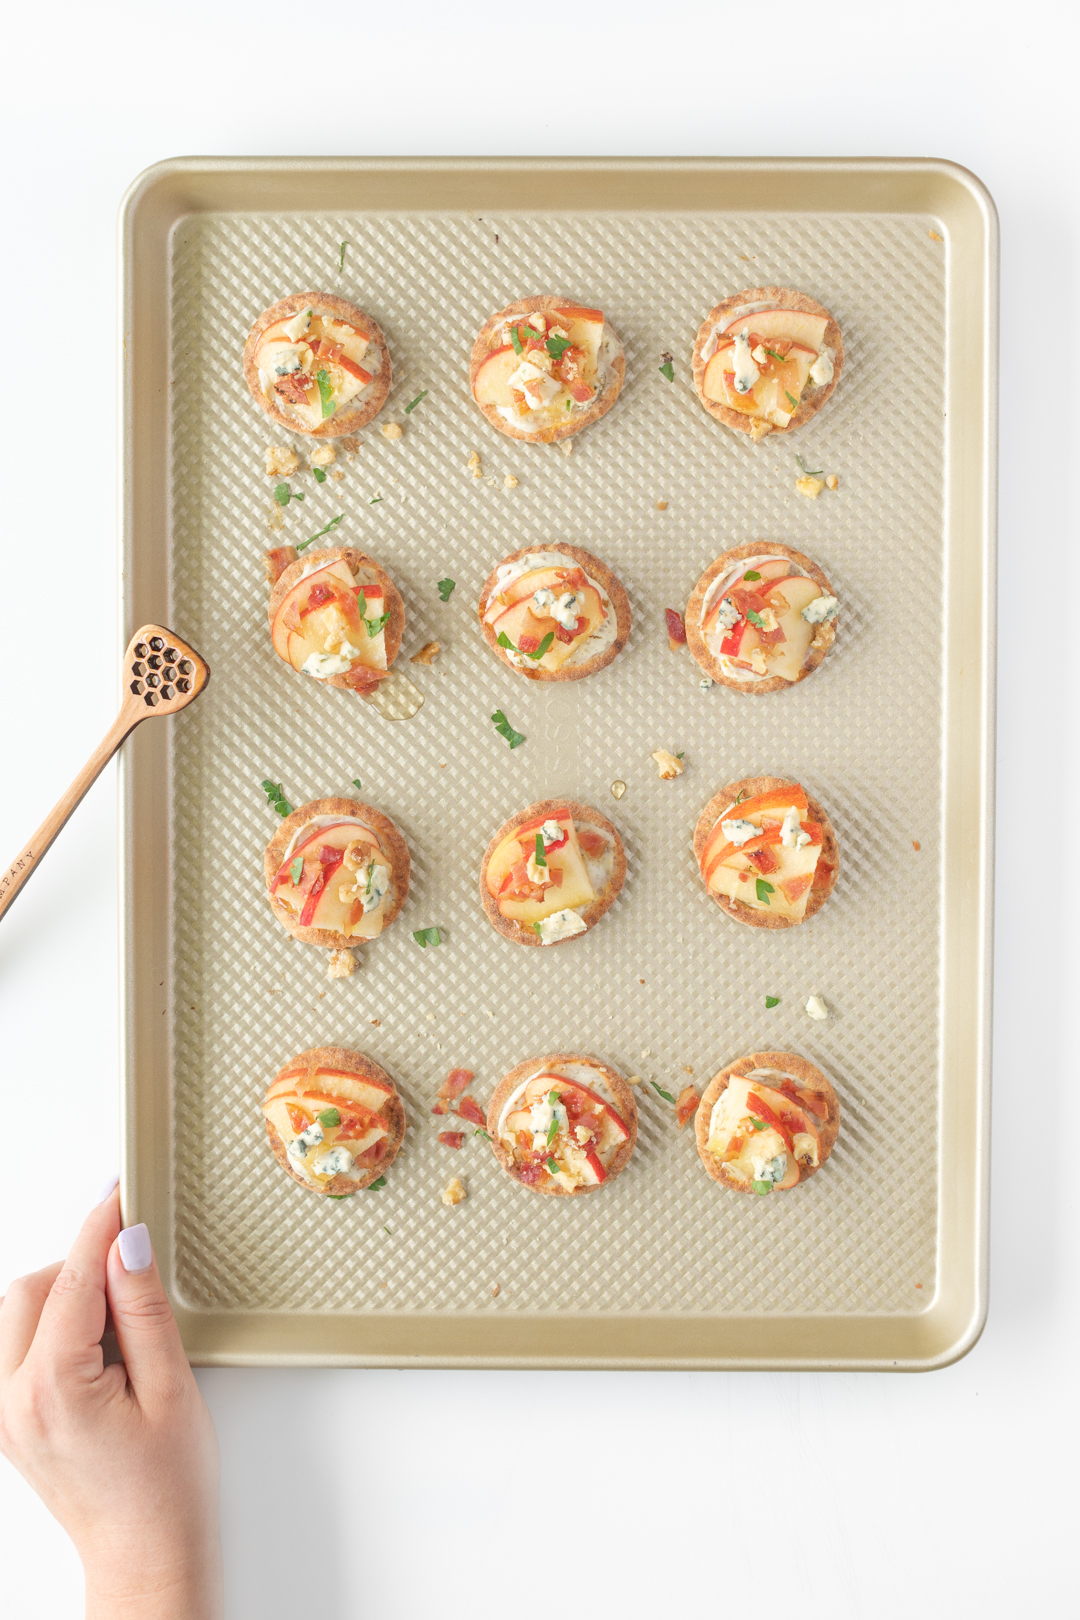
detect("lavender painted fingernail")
[118,1224,153,1274]
[96,1173,120,1204]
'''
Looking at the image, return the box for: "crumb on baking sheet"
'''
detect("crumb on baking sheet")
[492,1283,500,1297]
[825,474,838,490]
[559,441,572,456]
[467,451,482,478]
[504,474,519,489]
[266,502,285,532]
[626,1075,644,1086]
[929,229,943,242]
[675,1085,701,1129]
[912,840,921,851]
[796,476,825,499]
[309,444,336,468]
[749,420,771,442]
[442,1177,466,1207]
[410,640,441,666]
[368,1016,381,1025]
[265,445,300,478]
[381,421,404,440]
[337,435,359,457]
[682,1065,693,1075]
[656,500,668,511]
[327,949,354,979]
[652,749,684,779]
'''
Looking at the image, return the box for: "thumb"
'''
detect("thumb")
[106,1224,192,1400]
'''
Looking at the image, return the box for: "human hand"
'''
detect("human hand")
[0,1186,222,1619]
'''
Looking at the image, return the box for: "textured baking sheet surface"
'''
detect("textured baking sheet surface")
[168,207,945,1320]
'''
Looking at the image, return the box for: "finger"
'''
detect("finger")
[106,1225,192,1403]
[31,1193,121,1377]
[0,1263,64,1377]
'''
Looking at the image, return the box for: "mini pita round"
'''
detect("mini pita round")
[684,543,837,694]
[477,544,631,682]
[695,1051,840,1192]
[486,1054,638,1196]
[243,291,392,437]
[264,797,410,950]
[264,1046,406,1195]
[469,296,625,444]
[693,776,839,930]
[267,547,405,692]
[692,286,843,438]
[479,799,626,947]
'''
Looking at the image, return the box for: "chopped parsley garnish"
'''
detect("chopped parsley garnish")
[496,629,554,661]
[289,856,304,885]
[365,612,390,638]
[545,332,572,360]
[734,789,747,805]
[534,833,547,868]
[413,927,442,948]
[274,482,304,506]
[749,1117,768,1132]
[474,1127,493,1141]
[312,466,327,483]
[659,353,674,382]
[764,348,786,363]
[795,454,824,478]
[404,390,428,414]
[510,326,523,356]
[316,369,335,419]
[755,878,775,904]
[784,390,798,409]
[523,324,544,343]
[327,1193,354,1199]
[437,578,456,601]
[743,569,762,581]
[491,709,525,749]
[564,397,572,410]
[296,513,344,552]
[765,994,780,1008]
[384,1225,391,1234]
[369,496,382,505]
[546,1115,559,1146]
[746,610,765,629]
[339,241,348,272]
[367,1176,387,1191]
[351,777,362,791]
[260,780,292,817]
[650,1081,676,1104]
[545,1157,561,1176]
[318,1108,341,1128]
[751,1180,773,1195]
[532,921,543,937]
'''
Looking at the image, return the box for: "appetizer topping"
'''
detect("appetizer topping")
[474,305,614,435]
[271,555,392,688]
[486,809,611,934]
[652,749,684,779]
[701,305,834,433]
[498,1066,630,1191]
[442,1177,467,1206]
[805,995,829,1021]
[699,785,831,923]
[265,1061,396,1189]
[665,608,687,649]
[272,818,394,938]
[706,1072,826,1192]
[485,552,615,672]
[675,1086,701,1129]
[700,554,838,684]
[535,909,587,944]
[255,307,379,430]
[491,709,525,748]
[261,780,293,817]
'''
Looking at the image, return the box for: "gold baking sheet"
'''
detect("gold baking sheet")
[119,159,996,1369]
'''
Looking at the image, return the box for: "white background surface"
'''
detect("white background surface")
[0,1,1073,1614]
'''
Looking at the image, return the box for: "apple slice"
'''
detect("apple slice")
[697,788,810,877]
[497,828,596,924]
[719,308,829,352]
[579,1147,608,1185]
[760,576,822,681]
[522,1075,630,1142]
[474,345,522,406]
[492,566,582,612]
[490,599,558,657]
[702,342,816,418]
[707,838,821,920]
[271,560,360,662]
[271,822,381,893]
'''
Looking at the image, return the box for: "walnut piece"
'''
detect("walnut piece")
[265,445,300,478]
[410,641,441,666]
[309,444,336,468]
[441,1177,467,1207]
[504,474,519,490]
[796,476,825,499]
[327,949,355,979]
[467,451,482,478]
[381,421,404,441]
[825,474,839,490]
[652,749,684,780]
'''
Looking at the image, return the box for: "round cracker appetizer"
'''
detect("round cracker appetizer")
[686,544,838,693]
[480,800,625,947]
[263,1046,406,1195]
[265,798,410,951]
[694,777,838,929]
[265,546,404,698]
[696,1051,840,1195]
[243,291,391,437]
[470,297,625,443]
[478,545,630,682]
[692,286,843,440]
[488,1055,637,1195]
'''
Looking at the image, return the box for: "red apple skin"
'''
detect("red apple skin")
[473,345,521,406]
[270,823,380,892]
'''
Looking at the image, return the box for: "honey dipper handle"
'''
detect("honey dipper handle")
[0,706,141,922]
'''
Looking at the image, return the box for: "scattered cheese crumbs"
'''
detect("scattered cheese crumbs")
[410,641,441,666]
[467,451,482,478]
[699,677,714,691]
[610,780,627,799]
[427,1013,436,1022]
[327,949,355,979]
[492,1283,500,1297]
[652,750,684,780]
[748,647,769,676]
[504,474,519,489]
[626,1075,644,1086]
[825,474,839,490]
[656,500,668,511]
[309,444,336,468]
[641,1049,652,1058]
[381,421,404,440]
[805,995,829,1022]
[796,476,825,499]
[266,502,285,532]
[559,441,573,457]
[929,229,944,242]
[265,445,300,478]
[442,1177,467,1207]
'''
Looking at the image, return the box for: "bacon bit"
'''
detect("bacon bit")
[432,1099,449,1116]
[656,500,669,511]
[675,1086,700,1130]
[275,372,313,405]
[778,872,813,903]
[575,827,608,858]
[912,840,921,851]
[264,545,298,585]
[410,640,441,666]
[438,1131,465,1150]
[748,844,780,875]
[665,608,687,650]
[456,1096,486,1128]
[438,1068,474,1103]
[516,1161,544,1185]
[339,665,385,693]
